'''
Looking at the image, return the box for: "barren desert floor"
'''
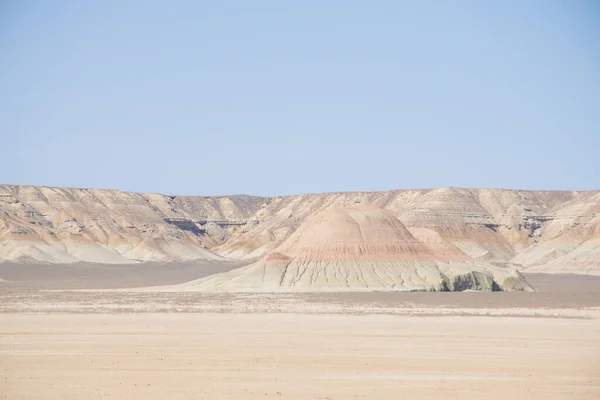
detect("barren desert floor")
[2,314,599,400]
[1,263,600,399]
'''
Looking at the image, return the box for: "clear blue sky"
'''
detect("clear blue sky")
[1,1,598,196]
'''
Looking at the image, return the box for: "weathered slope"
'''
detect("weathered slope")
[216,188,582,265]
[0,184,596,275]
[178,205,532,292]
[396,187,516,262]
[512,191,600,274]
[475,189,579,252]
[0,185,266,263]
[214,190,431,259]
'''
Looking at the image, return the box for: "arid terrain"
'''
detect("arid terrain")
[1,264,600,399]
[2,0,597,397]
[2,313,599,400]
[1,185,599,276]
[1,185,599,398]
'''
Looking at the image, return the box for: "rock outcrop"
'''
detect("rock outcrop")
[0,185,263,263]
[0,184,598,275]
[174,205,532,292]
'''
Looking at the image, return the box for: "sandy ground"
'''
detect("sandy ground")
[0,261,242,290]
[1,314,599,400]
[1,263,600,399]
[2,262,600,312]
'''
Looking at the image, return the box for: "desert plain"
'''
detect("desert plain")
[1,263,600,400]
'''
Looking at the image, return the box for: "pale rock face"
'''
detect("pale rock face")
[177,205,532,292]
[511,191,600,274]
[0,185,598,276]
[0,185,245,264]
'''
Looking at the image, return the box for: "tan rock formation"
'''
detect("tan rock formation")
[0,185,260,263]
[0,184,598,275]
[511,191,600,274]
[176,205,531,292]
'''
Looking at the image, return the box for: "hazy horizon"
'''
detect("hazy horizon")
[0,181,595,198]
[1,1,598,196]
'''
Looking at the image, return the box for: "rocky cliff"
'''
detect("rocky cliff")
[178,205,532,292]
[0,185,598,274]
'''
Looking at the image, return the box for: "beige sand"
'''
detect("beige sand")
[0,260,242,290]
[1,313,599,400]
[1,267,599,399]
